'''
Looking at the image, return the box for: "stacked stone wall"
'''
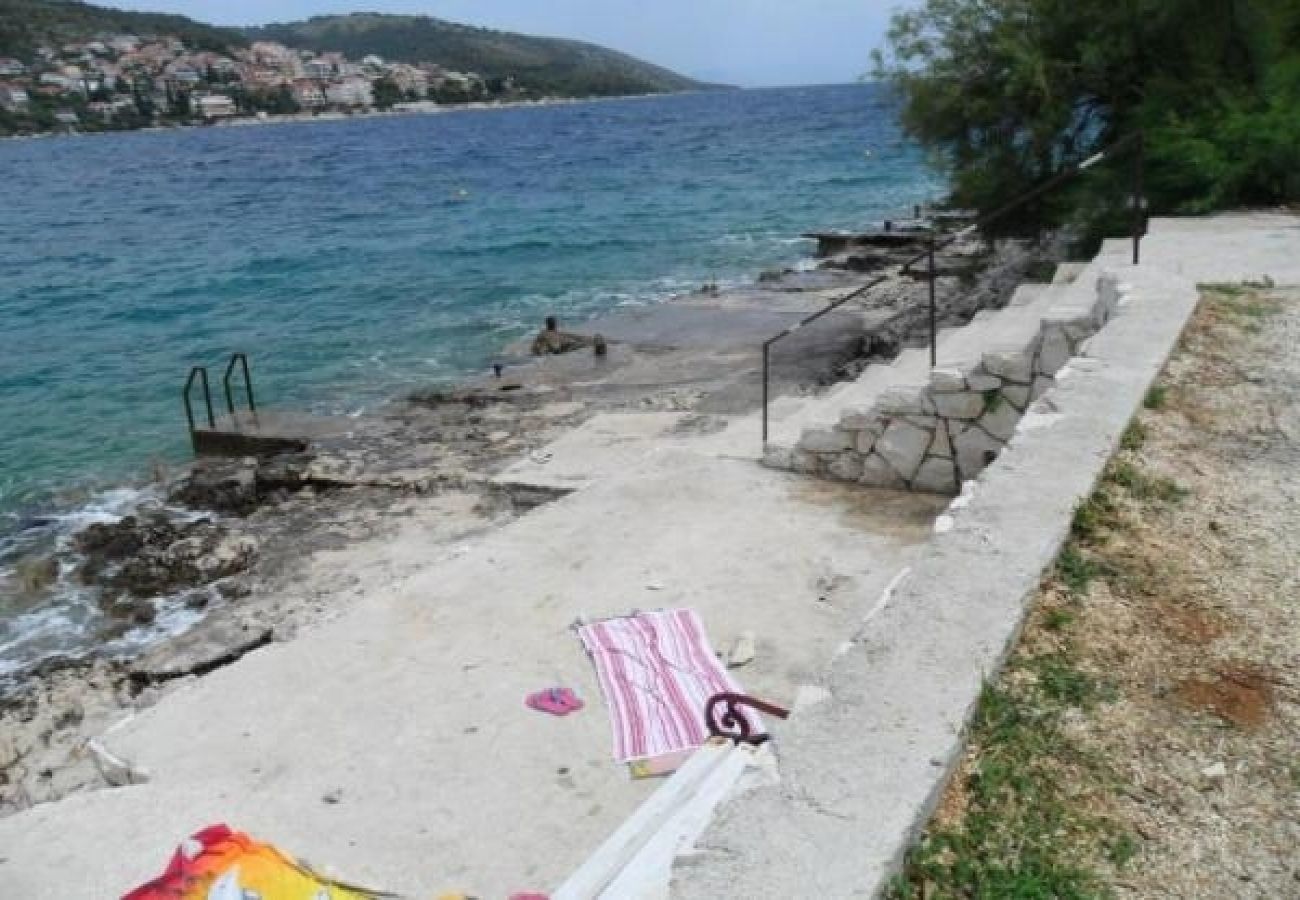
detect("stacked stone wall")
[765,273,1122,494]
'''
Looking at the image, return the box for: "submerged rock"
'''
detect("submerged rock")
[13,556,59,597]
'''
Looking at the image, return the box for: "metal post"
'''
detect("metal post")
[761,343,770,445]
[1133,130,1145,265]
[928,235,938,367]
[240,354,257,413]
[223,364,236,417]
[199,368,214,428]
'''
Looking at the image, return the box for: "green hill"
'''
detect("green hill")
[0,0,246,59]
[244,13,707,97]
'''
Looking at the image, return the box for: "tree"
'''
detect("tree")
[874,0,1300,223]
[372,76,402,109]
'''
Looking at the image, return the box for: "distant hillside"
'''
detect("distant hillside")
[0,0,246,60]
[245,13,707,97]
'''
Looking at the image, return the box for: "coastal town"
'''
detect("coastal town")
[0,33,507,135]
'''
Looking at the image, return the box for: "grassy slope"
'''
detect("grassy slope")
[243,13,708,97]
[0,0,246,59]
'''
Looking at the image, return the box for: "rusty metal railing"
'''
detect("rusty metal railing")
[761,131,1146,445]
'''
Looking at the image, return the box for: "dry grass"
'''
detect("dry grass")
[892,287,1300,899]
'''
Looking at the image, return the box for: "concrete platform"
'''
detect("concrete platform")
[671,214,1299,898]
[0,451,946,899]
[190,409,368,458]
[2,214,1295,900]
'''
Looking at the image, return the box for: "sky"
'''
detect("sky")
[110,1,910,88]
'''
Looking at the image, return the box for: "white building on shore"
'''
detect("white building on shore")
[326,76,373,108]
[194,94,237,118]
[0,84,30,111]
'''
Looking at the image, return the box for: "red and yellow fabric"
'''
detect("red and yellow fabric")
[123,824,395,900]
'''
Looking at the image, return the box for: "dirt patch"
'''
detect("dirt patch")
[1175,665,1277,730]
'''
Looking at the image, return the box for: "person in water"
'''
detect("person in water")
[530,315,602,357]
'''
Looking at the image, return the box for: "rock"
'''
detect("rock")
[76,515,254,601]
[841,409,883,432]
[826,453,864,482]
[876,420,932,481]
[170,462,260,515]
[982,350,1034,384]
[929,424,953,459]
[855,428,880,454]
[727,631,757,668]
[131,624,274,683]
[87,739,149,787]
[106,598,156,625]
[1031,375,1055,401]
[1202,762,1228,780]
[0,735,19,770]
[859,453,906,489]
[1002,383,1032,411]
[790,450,820,475]
[965,371,1003,392]
[953,423,1006,480]
[979,397,1022,442]
[196,536,258,581]
[876,387,935,416]
[256,454,316,493]
[1036,327,1072,375]
[931,391,986,420]
[761,445,793,470]
[75,518,146,560]
[14,555,59,596]
[912,457,958,494]
[798,428,854,454]
[929,368,967,393]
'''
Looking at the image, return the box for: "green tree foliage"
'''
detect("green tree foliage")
[371,76,402,109]
[875,0,1300,221]
[0,0,246,61]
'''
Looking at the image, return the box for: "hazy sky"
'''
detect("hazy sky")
[110,1,909,88]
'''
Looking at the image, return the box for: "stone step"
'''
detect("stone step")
[936,282,1062,368]
[1052,262,1089,285]
[768,346,933,445]
[769,281,1070,451]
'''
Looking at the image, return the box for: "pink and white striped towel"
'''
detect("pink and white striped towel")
[577,609,759,763]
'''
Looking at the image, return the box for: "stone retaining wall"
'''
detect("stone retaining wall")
[764,272,1122,494]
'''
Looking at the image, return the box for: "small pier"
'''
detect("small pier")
[183,355,348,457]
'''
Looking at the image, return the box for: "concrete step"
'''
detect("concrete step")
[1052,262,1088,285]
[937,282,1063,368]
[770,282,1067,450]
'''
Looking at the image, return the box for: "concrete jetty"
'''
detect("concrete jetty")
[0,214,1295,899]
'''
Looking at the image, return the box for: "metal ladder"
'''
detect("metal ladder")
[182,353,258,449]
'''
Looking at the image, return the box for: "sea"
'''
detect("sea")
[0,83,942,679]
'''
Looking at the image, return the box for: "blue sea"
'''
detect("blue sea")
[0,83,941,674]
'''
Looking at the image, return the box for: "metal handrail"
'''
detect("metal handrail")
[761,130,1146,444]
[223,352,257,417]
[183,366,215,435]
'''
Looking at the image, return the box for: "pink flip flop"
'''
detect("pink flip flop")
[525,688,583,716]
[555,687,584,713]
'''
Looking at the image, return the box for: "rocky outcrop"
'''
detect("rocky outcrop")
[74,516,257,618]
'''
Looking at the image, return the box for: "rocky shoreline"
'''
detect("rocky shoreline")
[0,222,1067,815]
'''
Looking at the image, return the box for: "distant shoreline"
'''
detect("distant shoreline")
[0,90,712,144]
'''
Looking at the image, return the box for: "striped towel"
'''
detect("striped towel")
[577,609,759,762]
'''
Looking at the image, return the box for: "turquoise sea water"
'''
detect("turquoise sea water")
[0,84,942,674]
